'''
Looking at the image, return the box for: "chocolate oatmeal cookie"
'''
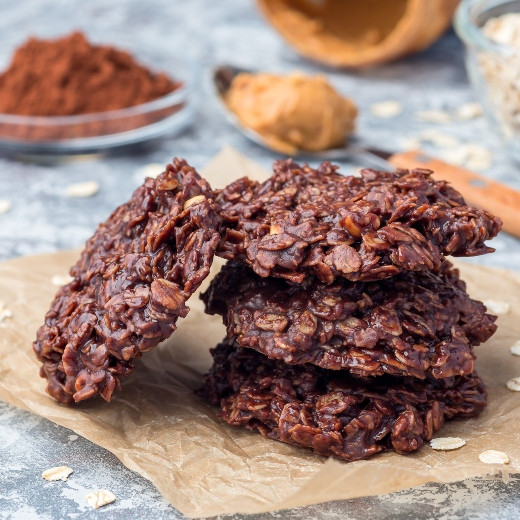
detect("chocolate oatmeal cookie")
[202,261,497,379]
[217,161,502,283]
[34,159,220,404]
[202,342,487,462]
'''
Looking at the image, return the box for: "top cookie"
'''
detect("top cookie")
[217,160,502,283]
[33,159,220,404]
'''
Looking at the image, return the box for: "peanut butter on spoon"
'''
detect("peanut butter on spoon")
[224,71,357,154]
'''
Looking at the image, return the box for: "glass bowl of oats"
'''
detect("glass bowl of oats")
[455,0,520,162]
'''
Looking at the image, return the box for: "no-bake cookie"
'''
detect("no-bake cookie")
[33,159,220,404]
[202,342,487,461]
[217,160,502,283]
[202,261,497,379]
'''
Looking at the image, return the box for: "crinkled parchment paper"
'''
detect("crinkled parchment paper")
[1,147,519,518]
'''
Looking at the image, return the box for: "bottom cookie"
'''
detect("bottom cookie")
[201,341,487,462]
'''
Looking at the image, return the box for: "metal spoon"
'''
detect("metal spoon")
[213,64,393,170]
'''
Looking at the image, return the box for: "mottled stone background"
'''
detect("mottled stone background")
[0,1,519,518]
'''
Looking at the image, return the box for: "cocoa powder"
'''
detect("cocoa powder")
[0,32,180,116]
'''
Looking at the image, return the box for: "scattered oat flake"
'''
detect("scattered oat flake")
[86,490,116,509]
[68,434,78,441]
[484,299,510,315]
[65,181,99,198]
[506,377,520,392]
[42,466,73,481]
[134,162,165,180]
[370,100,402,118]
[457,102,483,120]
[0,199,11,215]
[419,129,460,148]
[0,300,12,325]
[510,341,520,356]
[438,147,468,166]
[417,109,452,124]
[479,450,510,464]
[401,137,421,151]
[51,274,74,287]
[430,437,466,451]
[466,158,492,172]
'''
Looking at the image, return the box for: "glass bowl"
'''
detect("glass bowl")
[455,0,520,162]
[0,42,197,158]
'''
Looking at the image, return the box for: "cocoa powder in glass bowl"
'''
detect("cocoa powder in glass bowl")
[0,32,196,155]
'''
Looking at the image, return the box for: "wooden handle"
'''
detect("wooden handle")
[388,150,520,239]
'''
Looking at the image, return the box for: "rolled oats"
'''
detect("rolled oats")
[483,299,510,315]
[183,194,206,210]
[65,181,100,198]
[478,14,520,141]
[429,437,466,451]
[86,489,116,509]
[416,109,452,124]
[0,300,13,325]
[457,102,483,120]
[51,274,74,287]
[42,466,73,481]
[479,450,510,464]
[506,377,520,392]
[510,340,520,356]
[418,129,459,148]
[134,162,165,181]
[370,100,402,118]
[0,199,11,215]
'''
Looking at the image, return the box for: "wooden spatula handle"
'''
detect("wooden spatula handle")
[388,150,520,239]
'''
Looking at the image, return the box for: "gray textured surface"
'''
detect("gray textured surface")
[1,1,520,519]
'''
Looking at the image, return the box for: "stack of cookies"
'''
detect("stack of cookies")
[200,160,501,462]
[32,157,502,463]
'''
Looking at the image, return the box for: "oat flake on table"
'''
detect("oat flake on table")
[134,162,165,181]
[456,102,483,120]
[416,109,452,124]
[42,466,73,481]
[86,490,116,509]
[370,100,402,118]
[418,129,459,148]
[65,181,99,198]
[0,199,11,215]
[430,437,466,451]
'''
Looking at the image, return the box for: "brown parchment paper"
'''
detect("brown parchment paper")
[1,147,520,518]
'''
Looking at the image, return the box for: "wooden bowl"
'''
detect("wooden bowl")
[257,0,459,67]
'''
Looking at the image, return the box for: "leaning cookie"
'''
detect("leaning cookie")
[33,159,220,404]
[201,342,487,462]
[217,160,502,283]
[202,261,497,379]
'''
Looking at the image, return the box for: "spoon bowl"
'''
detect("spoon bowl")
[212,64,392,169]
